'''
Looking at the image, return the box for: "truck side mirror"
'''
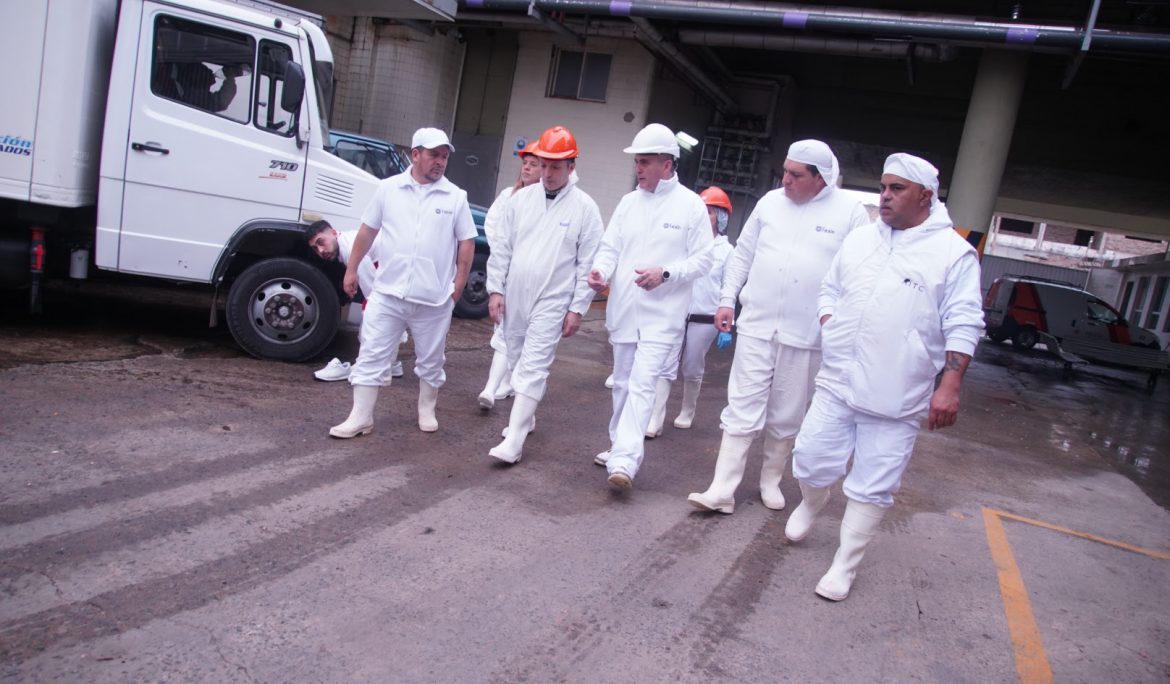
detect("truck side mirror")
[281,61,305,114]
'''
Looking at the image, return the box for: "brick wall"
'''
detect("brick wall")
[496,33,656,221]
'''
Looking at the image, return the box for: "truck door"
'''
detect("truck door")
[119,4,306,281]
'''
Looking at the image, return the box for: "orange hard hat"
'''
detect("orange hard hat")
[534,126,579,160]
[700,186,732,214]
[519,140,540,158]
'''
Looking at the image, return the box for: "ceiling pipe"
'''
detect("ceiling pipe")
[629,17,738,111]
[457,0,1170,55]
[528,2,585,44]
[677,29,958,61]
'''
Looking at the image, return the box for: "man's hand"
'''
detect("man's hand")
[634,267,665,291]
[927,351,971,431]
[715,306,735,332]
[343,269,359,298]
[819,314,833,326]
[489,293,505,324]
[587,269,608,293]
[562,311,582,337]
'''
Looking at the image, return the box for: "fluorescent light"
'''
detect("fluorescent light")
[676,131,699,151]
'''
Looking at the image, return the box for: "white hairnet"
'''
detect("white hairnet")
[787,139,839,188]
[714,207,730,235]
[883,153,940,208]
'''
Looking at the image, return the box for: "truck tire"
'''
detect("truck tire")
[226,257,340,361]
[453,251,489,319]
[1013,325,1038,350]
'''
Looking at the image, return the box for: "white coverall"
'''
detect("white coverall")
[483,186,516,355]
[662,234,734,382]
[792,203,984,506]
[486,177,603,400]
[592,176,714,478]
[349,169,476,388]
[336,230,380,298]
[719,186,870,440]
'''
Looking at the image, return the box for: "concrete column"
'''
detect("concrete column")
[948,50,1029,237]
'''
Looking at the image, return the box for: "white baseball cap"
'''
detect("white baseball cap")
[411,127,454,151]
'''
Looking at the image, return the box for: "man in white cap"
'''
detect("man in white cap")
[785,153,983,601]
[688,140,869,514]
[485,126,604,464]
[329,127,476,438]
[588,123,713,490]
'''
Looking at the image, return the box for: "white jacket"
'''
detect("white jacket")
[486,176,604,318]
[816,204,984,419]
[483,186,515,250]
[337,229,382,297]
[359,169,477,306]
[592,176,714,343]
[721,186,869,348]
[689,235,734,316]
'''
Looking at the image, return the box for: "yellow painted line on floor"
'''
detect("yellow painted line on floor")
[983,507,1053,684]
[992,509,1170,561]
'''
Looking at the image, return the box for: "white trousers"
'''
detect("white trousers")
[502,302,566,401]
[660,321,719,382]
[720,335,820,441]
[350,292,453,388]
[607,339,676,478]
[791,389,921,507]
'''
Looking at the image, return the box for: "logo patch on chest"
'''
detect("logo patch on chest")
[435,208,453,215]
[902,277,925,292]
[815,225,836,234]
[663,222,682,231]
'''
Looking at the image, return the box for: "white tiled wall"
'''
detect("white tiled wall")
[328,19,465,147]
[497,33,656,221]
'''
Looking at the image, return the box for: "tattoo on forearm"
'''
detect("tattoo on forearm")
[944,351,971,374]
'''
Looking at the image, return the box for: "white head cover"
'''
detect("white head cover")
[883,153,939,208]
[786,139,839,189]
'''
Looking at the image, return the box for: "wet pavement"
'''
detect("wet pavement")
[1,287,1168,682]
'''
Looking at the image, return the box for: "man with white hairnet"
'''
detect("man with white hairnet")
[688,140,869,514]
[588,123,714,490]
[785,153,983,601]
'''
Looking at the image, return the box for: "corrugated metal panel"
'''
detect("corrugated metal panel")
[980,255,1088,294]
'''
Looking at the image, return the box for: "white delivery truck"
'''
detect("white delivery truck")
[1,0,380,360]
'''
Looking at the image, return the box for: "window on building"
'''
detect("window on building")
[151,15,254,123]
[1073,229,1095,247]
[1147,276,1168,330]
[547,48,612,102]
[254,40,296,137]
[998,218,1034,235]
[1131,276,1150,325]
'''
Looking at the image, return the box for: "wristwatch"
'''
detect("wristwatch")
[662,269,671,280]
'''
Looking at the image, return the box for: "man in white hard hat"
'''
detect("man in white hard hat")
[486,126,604,464]
[786,153,983,601]
[588,123,714,490]
[687,140,869,515]
[329,127,476,438]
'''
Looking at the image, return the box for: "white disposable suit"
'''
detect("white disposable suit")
[793,202,984,505]
[660,234,733,382]
[719,185,870,439]
[486,177,604,401]
[349,169,476,388]
[591,175,713,479]
[482,186,516,356]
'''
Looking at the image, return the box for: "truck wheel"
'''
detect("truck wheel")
[454,251,489,319]
[1013,326,1038,350]
[226,257,340,361]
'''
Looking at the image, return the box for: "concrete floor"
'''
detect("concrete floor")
[1,290,1167,682]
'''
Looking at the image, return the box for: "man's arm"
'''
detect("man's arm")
[927,351,971,430]
[344,224,379,297]
[452,239,474,303]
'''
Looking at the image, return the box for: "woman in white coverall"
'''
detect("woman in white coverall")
[687,140,870,515]
[784,153,983,601]
[588,123,714,490]
[485,126,604,463]
[644,187,736,437]
[477,140,543,409]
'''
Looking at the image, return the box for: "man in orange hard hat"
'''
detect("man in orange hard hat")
[485,126,604,463]
[645,186,736,437]
[687,139,869,514]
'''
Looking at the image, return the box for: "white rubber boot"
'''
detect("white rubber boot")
[604,373,614,389]
[418,381,439,432]
[477,351,509,410]
[645,378,672,438]
[500,417,535,438]
[784,482,831,542]
[686,433,754,514]
[672,379,702,429]
[759,435,794,510]
[495,371,515,400]
[329,385,378,438]
[815,500,887,601]
[489,394,539,464]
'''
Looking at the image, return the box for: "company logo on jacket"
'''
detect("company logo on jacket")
[902,277,925,292]
[662,222,682,231]
[435,208,453,215]
[815,225,836,234]
[1,134,32,157]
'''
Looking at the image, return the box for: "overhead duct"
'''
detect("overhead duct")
[676,29,958,62]
[458,0,1170,56]
[630,17,738,111]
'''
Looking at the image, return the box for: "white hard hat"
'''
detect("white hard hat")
[623,123,680,156]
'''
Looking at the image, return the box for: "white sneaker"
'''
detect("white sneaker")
[604,374,615,389]
[314,358,351,382]
[390,360,404,378]
[593,450,611,467]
